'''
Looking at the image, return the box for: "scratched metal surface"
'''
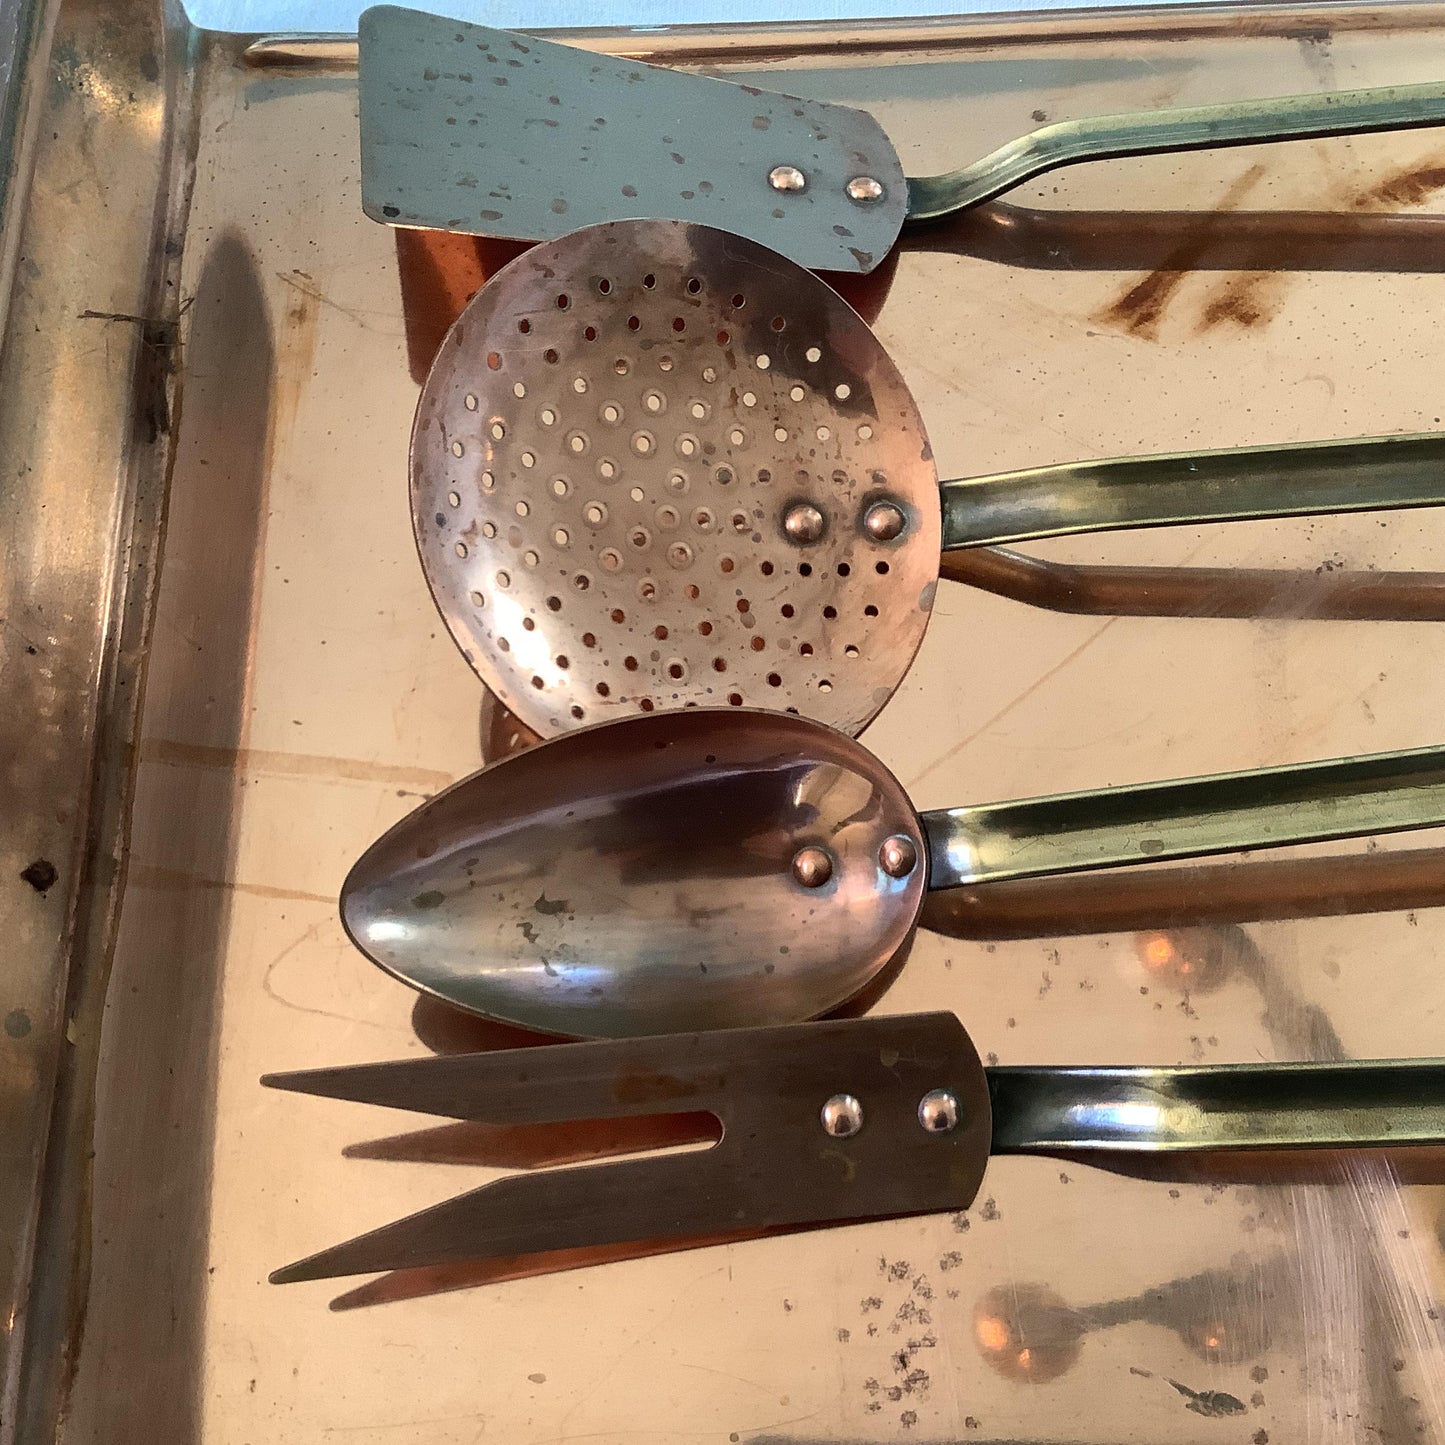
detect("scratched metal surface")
[49,8,1445,1443]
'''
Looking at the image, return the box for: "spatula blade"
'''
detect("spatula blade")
[358,6,908,273]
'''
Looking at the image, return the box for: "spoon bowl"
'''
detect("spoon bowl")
[343,708,926,1038]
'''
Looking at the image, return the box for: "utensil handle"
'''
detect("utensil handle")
[921,745,1445,888]
[939,432,1445,550]
[988,1059,1445,1153]
[907,79,1445,219]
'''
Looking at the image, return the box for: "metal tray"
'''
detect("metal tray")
[6,0,1445,1439]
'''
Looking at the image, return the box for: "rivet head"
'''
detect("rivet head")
[791,845,834,888]
[878,834,918,879]
[821,1093,863,1138]
[864,500,906,542]
[769,164,808,193]
[783,501,826,545]
[846,176,885,204]
[918,1089,960,1134]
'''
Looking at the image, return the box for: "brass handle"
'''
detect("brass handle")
[908,80,1445,220]
[939,432,1445,550]
[990,1058,1445,1152]
[922,744,1445,887]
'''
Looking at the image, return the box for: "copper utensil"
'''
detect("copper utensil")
[414,219,1445,739]
[265,1011,1445,1287]
[360,7,1445,275]
[342,708,1445,1036]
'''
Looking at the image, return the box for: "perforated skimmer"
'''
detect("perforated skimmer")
[414,220,1445,737]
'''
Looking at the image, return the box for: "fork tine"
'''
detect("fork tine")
[262,1029,751,1124]
[271,1153,719,1282]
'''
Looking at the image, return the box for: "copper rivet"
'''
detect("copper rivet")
[821,1093,863,1138]
[768,164,808,193]
[879,834,917,878]
[917,1089,960,1134]
[864,501,906,542]
[784,502,826,544]
[846,176,885,204]
[791,846,834,888]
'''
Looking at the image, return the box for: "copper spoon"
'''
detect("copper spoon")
[342,708,1445,1037]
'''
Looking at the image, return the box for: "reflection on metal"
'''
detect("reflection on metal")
[240,4,1445,71]
[923,201,1445,274]
[972,1261,1283,1384]
[920,845,1445,941]
[263,1011,1445,1285]
[1136,925,1349,1061]
[940,547,1445,622]
[0,0,193,1437]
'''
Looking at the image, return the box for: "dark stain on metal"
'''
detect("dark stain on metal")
[1352,160,1445,210]
[20,858,58,893]
[411,889,445,909]
[534,893,568,915]
[4,1009,32,1039]
[1167,1378,1247,1416]
[1195,269,1283,333]
[1096,164,1266,338]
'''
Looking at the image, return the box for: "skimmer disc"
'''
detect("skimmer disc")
[412,220,941,736]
